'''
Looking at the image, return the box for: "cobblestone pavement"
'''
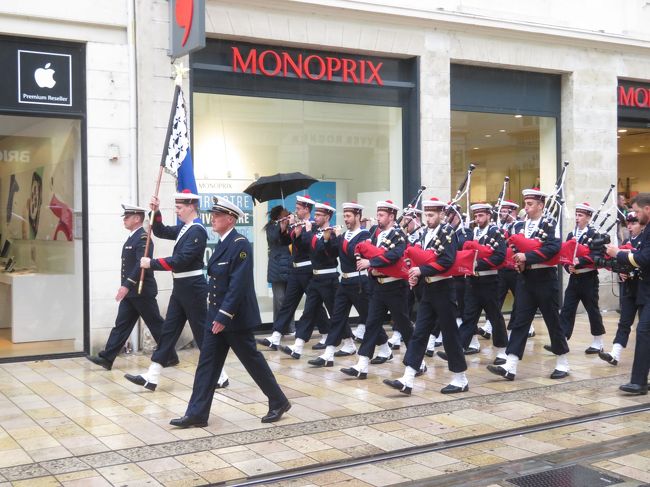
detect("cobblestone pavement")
[0,311,648,486]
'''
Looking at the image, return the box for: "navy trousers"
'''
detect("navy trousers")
[458,276,508,349]
[559,271,605,340]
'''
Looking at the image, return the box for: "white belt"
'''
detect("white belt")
[313,268,337,275]
[172,269,203,278]
[293,260,312,268]
[424,275,452,284]
[476,270,498,277]
[376,276,400,284]
[574,268,596,274]
[341,270,368,279]
[529,264,553,270]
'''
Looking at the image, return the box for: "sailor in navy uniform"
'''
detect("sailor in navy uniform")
[87,204,177,370]
[257,195,323,350]
[308,202,370,367]
[170,197,290,427]
[124,190,208,391]
[456,203,508,364]
[340,200,413,379]
[280,201,338,359]
[557,203,606,353]
[487,188,570,382]
[606,194,650,395]
[384,197,468,395]
[600,212,644,366]
[448,203,471,328]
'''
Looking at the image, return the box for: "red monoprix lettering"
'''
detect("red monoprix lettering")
[258,50,282,76]
[304,55,326,80]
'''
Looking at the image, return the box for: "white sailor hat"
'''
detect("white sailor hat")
[470,202,492,213]
[575,202,594,215]
[626,211,638,222]
[296,194,316,207]
[314,201,336,214]
[376,199,400,214]
[174,189,200,203]
[121,203,147,216]
[422,197,446,210]
[501,200,519,209]
[342,202,364,213]
[522,188,547,201]
[208,196,245,219]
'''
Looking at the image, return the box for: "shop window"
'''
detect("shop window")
[193,93,403,323]
[0,115,83,357]
[617,127,650,197]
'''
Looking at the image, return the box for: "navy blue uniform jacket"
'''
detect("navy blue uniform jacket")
[474,225,506,272]
[207,229,261,331]
[121,226,157,298]
[149,211,207,274]
[618,225,650,305]
[419,223,457,277]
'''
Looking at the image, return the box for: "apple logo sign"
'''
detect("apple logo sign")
[34,62,56,89]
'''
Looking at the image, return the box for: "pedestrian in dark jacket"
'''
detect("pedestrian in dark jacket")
[264,205,292,323]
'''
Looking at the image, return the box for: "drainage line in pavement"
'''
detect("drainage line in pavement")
[223,402,650,486]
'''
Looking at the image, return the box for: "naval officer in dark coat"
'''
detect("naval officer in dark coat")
[86,204,178,370]
[170,196,290,427]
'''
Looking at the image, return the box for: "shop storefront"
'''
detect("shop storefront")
[190,39,419,323]
[0,35,87,360]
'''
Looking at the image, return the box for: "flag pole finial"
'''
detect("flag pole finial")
[172,62,189,87]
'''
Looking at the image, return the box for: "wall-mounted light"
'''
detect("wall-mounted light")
[108,144,120,162]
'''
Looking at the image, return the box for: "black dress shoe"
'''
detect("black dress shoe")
[370,354,393,365]
[543,344,553,353]
[493,357,507,366]
[477,328,491,340]
[441,383,469,394]
[169,415,208,428]
[585,346,603,354]
[164,357,180,368]
[308,357,333,367]
[436,351,448,361]
[415,364,428,377]
[434,341,442,348]
[340,367,367,379]
[464,347,480,355]
[389,343,401,350]
[383,379,411,395]
[261,401,292,423]
[598,351,618,366]
[619,383,648,395]
[124,374,157,391]
[334,349,356,357]
[256,338,278,351]
[86,355,112,370]
[425,350,434,358]
[550,369,569,379]
[486,364,515,381]
[215,379,229,389]
[311,342,326,350]
[279,345,301,359]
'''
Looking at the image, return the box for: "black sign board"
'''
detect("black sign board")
[0,36,84,114]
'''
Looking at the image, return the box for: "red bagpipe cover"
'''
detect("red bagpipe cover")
[558,239,591,266]
[462,240,516,270]
[354,240,409,279]
[507,233,560,266]
[404,245,476,277]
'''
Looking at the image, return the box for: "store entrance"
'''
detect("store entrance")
[617,126,650,198]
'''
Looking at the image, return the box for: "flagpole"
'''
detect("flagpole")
[138,80,182,295]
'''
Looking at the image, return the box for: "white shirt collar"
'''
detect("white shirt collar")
[129,226,143,238]
[218,227,235,241]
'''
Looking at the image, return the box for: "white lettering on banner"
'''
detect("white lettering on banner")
[0,150,30,163]
[21,93,69,103]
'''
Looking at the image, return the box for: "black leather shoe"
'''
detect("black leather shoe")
[434,341,442,348]
[383,379,411,395]
[124,374,157,391]
[598,351,618,366]
[486,364,515,381]
[425,350,434,358]
[493,357,507,366]
[256,338,278,351]
[308,357,333,367]
[389,343,401,350]
[441,383,469,394]
[279,345,301,359]
[370,354,393,365]
[619,383,648,395]
[215,379,229,389]
[543,344,553,353]
[340,367,367,379]
[261,401,292,423]
[436,351,448,361]
[86,355,112,370]
[164,357,180,368]
[415,364,428,377]
[464,347,480,355]
[334,349,356,357]
[550,369,569,379]
[477,328,491,340]
[585,346,603,354]
[312,342,326,350]
[169,415,208,428]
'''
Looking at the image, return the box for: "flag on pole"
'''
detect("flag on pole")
[162,85,197,195]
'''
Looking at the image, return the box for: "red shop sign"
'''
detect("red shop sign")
[618,85,650,108]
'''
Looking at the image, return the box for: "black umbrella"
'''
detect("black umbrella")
[243,172,318,204]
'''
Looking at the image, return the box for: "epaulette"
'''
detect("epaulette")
[234,236,246,242]
[140,234,148,240]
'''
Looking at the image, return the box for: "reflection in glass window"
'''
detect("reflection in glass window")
[193,93,403,323]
